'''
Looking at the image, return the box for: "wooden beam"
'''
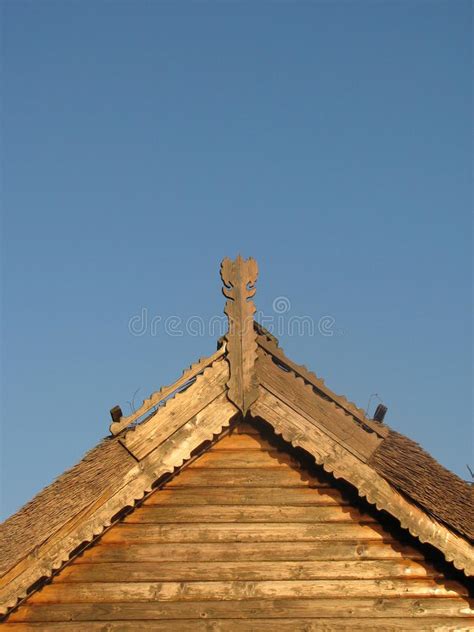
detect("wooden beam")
[110,346,225,435]
[4,617,474,631]
[8,598,474,623]
[121,505,377,524]
[53,559,441,583]
[26,578,469,603]
[140,486,355,506]
[256,329,388,438]
[74,540,426,564]
[99,522,391,544]
[221,256,259,414]
[120,356,229,460]
[257,350,382,461]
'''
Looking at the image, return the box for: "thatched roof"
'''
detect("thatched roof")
[370,429,473,541]
[0,437,133,578]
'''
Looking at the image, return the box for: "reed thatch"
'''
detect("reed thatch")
[0,437,134,577]
[370,429,473,542]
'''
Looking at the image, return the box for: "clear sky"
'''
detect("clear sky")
[1,1,472,519]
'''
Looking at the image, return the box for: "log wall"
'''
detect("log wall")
[4,424,473,631]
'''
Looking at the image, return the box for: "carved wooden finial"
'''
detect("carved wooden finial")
[220,255,259,415]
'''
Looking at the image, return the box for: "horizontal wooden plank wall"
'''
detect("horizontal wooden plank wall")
[4,423,473,631]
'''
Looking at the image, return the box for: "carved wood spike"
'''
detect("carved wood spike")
[221,255,259,415]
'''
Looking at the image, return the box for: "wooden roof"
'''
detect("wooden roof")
[1,256,472,617]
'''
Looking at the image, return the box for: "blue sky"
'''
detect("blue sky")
[1,1,472,519]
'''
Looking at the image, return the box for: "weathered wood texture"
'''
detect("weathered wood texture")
[5,426,473,628]
[257,349,382,461]
[110,346,225,435]
[251,387,474,575]
[121,356,229,460]
[256,328,388,438]
[0,390,238,615]
[4,618,474,631]
[221,256,259,414]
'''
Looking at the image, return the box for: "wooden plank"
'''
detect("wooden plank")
[121,358,229,460]
[190,449,303,469]
[9,597,474,622]
[4,619,474,631]
[220,255,259,414]
[256,332,388,438]
[110,346,225,434]
[27,578,469,603]
[164,468,330,488]
[230,423,260,435]
[210,433,271,450]
[100,522,391,544]
[142,487,351,506]
[258,352,380,461]
[251,389,474,576]
[54,559,440,583]
[75,540,425,564]
[122,505,376,524]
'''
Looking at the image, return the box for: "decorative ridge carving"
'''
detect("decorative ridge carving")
[221,255,259,414]
[256,331,388,439]
[119,356,229,460]
[109,345,226,435]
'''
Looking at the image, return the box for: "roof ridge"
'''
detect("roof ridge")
[119,354,229,461]
[110,344,226,435]
[256,348,382,463]
[255,323,387,438]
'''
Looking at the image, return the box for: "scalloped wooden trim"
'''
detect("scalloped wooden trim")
[0,393,239,615]
[120,356,229,460]
[221,256,259,415]
[110,345,226,435]
[256,331,388,438]
[257,349,382,462]
[251,388,474,577]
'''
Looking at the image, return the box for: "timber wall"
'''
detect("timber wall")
[4,423,473,631]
